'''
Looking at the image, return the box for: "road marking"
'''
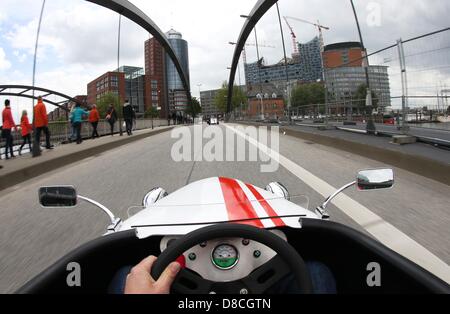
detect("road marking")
[226,124,450,284]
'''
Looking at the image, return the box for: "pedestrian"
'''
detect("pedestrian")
[89,104,100,139]
[106,104,118,136]
[69,104,77,143]
[1,99,17,159]
[70,103,89,145]
[19,110,32,156]
[34,96,54,150]
[123,100,134,136]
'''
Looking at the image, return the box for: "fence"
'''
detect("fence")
[241,28,450,128]
[324,27,450,128]
[0,118,169,158]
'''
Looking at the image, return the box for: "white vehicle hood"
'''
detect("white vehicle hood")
[119,177,318,239]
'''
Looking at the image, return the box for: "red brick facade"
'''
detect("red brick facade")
[247,98,285,119]
[145,37,167,118]
[87,72,126,106]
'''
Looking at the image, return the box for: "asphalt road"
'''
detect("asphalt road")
[0,124,449,293]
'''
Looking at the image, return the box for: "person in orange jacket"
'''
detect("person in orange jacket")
[19,110,33,155]
[89,104,100,139]
[1,99,17,159]
[34,96,53,150]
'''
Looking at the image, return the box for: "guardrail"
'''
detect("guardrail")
[1,119,169,158]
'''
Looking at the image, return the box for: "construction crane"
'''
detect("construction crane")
[284,16,330,52]
[283,17,299,56]
[230,41,276,64]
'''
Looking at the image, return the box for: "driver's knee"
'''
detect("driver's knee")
[268,261,336,294]
[108,266,133,294]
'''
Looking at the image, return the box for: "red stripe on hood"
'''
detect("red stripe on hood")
[219,178,264,228]
[246,184,286,227]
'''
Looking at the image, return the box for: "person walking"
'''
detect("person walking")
[1,99,17,159]
[89,104,100,139]
[70,103,89,145]
[123,100,134,136]
[69,104,77,143]
[106,104,118,136]
[34,96,54,150]
[18,110,32,156]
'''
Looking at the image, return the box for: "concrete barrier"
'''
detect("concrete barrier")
[235,121,450,186]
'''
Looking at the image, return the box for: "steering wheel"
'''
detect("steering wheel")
[151,224,313,294]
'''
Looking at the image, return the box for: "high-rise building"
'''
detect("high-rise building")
[144,29,190,118]
[166,29,190,114]
[245,36,322,86]
[323,42,364,68]
[325,66,391,108]
[323,42,391,109]
[145,37,166,117]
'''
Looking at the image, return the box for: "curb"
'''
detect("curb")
[236,122,450,186]
[0,127,175,191]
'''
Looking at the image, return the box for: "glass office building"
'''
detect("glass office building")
[165,29,190,113]
[117,66,146,115]
[245,37,323,86]
[324,65,391,108]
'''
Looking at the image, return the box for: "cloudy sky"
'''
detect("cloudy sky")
[0,0,449,120]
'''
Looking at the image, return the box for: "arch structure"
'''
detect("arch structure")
[227,0,278,115]
[0,85,85,111]
[86,0,192,105]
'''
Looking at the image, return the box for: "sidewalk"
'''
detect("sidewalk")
[0,126,174,191]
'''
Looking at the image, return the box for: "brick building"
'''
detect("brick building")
[145,37,167,118]
[87,72,126,106]
[247,97,285,119]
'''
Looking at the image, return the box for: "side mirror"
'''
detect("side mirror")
[357,169,394,191]
[39,186,77,207]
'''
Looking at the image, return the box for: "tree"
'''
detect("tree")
[186,97,202,118]
[291,83,325,108]
[96,92,122,118]
[214,82,247,113]
[145,106,160,119]
[354,84,379,109]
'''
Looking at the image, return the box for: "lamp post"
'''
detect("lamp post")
[31,0,46,157]
[240,15,264,120]
[350,0,376,134]
[275,3,292,124]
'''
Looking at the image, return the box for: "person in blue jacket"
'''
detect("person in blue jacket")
[71,103,90,144]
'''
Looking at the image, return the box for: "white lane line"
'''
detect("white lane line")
[226,124,450,284]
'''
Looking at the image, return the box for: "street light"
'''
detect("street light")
[275,2,292,124]
[350,0,376,134]
[240,14,264,120]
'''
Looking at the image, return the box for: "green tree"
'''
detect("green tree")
[214,82,247,113]
[354,84,379,109]
[291,83,325,108]
[145,106,160,119]
[96,92,122,118]
[186,97,202,118]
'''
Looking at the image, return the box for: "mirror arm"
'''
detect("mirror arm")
[77,195,120,227]
[316,181,356,219]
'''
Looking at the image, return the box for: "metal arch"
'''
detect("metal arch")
[85,0,192,105]
[227,0,278,115]
[0,85,85,111]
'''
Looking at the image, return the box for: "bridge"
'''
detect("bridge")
[0,0,449,294]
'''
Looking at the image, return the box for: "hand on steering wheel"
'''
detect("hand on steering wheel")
[151,224,313,294]
[125,256,181,294]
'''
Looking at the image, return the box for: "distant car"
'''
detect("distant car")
[210,116,219,125]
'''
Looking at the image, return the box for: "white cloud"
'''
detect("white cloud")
[0,0,449,111]
[0,47,12,70]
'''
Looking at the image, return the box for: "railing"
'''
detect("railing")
[0,118,169,158]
